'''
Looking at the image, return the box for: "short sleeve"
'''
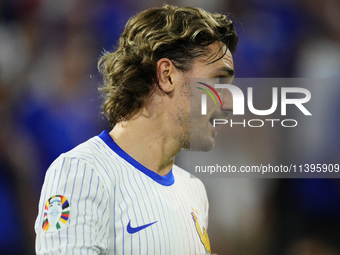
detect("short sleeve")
[35,156,110,255]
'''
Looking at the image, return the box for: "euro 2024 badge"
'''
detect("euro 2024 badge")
[42,195,70,232]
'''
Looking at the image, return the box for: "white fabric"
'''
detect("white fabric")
[35,131,210,255]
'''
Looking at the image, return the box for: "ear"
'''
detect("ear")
[156,58,175,93]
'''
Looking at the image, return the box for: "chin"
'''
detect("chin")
[188,121,216,151]
[189,135,215,152]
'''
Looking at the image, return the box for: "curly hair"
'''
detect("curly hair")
[98,5,238,127]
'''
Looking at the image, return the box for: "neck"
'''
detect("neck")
[109,115,181,176]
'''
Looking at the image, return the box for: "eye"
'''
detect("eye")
[215,76,225,84]
[215,76,233,84]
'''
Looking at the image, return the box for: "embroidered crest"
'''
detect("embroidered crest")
[42,195,70,232]
[191,208,211,254]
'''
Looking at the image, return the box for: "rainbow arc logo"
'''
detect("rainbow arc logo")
[196,82,222,115]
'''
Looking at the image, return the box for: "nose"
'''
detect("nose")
[219,88,233,112]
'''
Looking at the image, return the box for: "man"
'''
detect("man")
[35,5,237,254]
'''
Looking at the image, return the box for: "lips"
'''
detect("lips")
[209,116,214,126]
[209,110,228,125]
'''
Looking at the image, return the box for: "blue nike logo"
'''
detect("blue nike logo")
[127,220,157,234]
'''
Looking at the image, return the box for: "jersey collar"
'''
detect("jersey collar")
[98,130,175,186]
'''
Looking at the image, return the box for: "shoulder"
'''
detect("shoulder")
[44,135,119,191]
[56,135,108,164]
[35,135,112,253]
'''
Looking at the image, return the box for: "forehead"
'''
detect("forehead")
[189,42,234,78]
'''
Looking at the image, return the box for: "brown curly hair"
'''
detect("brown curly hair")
[98,5,238,127]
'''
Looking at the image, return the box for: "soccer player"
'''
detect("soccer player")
[35,5,237,255]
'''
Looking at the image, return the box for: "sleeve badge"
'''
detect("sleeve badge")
[42,195,70,232]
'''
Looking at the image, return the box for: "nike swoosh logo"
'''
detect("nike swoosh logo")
[127,220,157,234]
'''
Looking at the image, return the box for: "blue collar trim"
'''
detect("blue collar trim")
[98,130,174,186]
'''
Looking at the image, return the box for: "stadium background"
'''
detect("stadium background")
[0,0,340,254]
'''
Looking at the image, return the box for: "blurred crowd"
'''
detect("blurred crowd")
[0,0,340,254]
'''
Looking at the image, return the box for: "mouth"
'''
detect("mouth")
[209,117,214,126]
[209,111,229,126]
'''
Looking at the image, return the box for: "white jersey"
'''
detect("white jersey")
[35,130,211,255]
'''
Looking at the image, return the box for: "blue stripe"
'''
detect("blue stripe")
[113,159,131,254]
[101,214,110,246]
[136,171,157,255]
[92,139,101,150]
[91,149,112,181]
[41,162,56,253]
[50,163,62,254]
[89,141,121,253]
[97,191,108,236]
[51,157,66,252]
[114,159,128,255]
[126,166,146,254]
[117,194,125,255]
[63,158,72,194]
[67,159,79,254]
[103,216,110,250]
[98,194,109,243]
[94,191,105,245]
[72,161,86,254]
[87,176,99,255]
[118,162,138,254]
[86,144,112,250]
[110,164,117,255]
[98,131,174,186]
[94,142,118,254]
[56,157,66,190]
[50,234,54,255]
[144,174,162,254]
[155,186,170,254]
[80,167,94,253]
[44,230,48,254]
[131,170,153,254]
[51,163,58,194]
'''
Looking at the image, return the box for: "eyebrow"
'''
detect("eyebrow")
[216,66,234,77]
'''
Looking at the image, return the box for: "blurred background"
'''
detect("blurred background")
[0,0,340,254]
